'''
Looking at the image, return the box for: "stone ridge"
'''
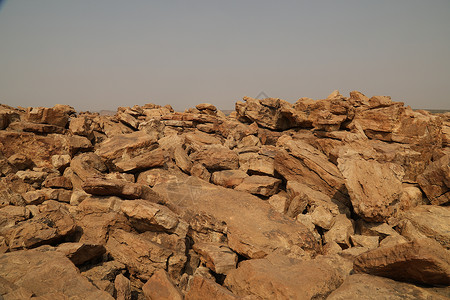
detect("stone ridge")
[0,90,449,299]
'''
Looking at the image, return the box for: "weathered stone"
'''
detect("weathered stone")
[211,169,248,188]
[324,214,354,247]
[193,242,238,274]
[185,276,239,300]
[82,178,164,203]
[114,274,131,300]
[190,162,211,182]
[51,154,71,172]
[190,145,239,171]
[153,173,319,259]
[234,175,281,197]
[142,269,183,300]
[225,254,352,299]
[81,260,126,283]
[106,229,172,281]
[7,153,32,170]
[69,115,94,138]
[70,152,107,181]
[0,249,113,299]
[56,242,106,265]
[338,156,403,222]
[354,238,450,286]
[15,170,47,187]
[267,192,288,214]
[417,154,449,205]
[350,235,379,250]
[43,175,73,189]
[174,145,193,173]
[114,148,165,172]
[311,206,335,230]
[328,274,448,300]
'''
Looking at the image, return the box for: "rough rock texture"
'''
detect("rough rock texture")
[0,92,447,298]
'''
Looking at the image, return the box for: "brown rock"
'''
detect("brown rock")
[25,106,71,127]
[338,156,403,222]
[328,274,448,300]
[70,152,107,181]
[142,269,183,300]
[56,242,106,265]
[324,214,354,247]
[354,238,450,286]
[417,154,449,205]
[43,175,73,189]
[0,249,113,299]
[81,260,126,283]
[185,276,239,300]
[51,154,71,172]
[191,145,239,171]
[193,242,238,274]
[234,175,281,197]
[106,229,172,281]
[114,147,165,172]
[211,169,248,188]
[153,173,319,259]
[196,103,217,111]
[82,178,164,203]
[69,115,94,138]
[225,254,351,299]
[174,145,193,173]
[7,153,33,170]
[114,274,131,300]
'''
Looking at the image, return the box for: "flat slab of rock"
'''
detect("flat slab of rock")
[328,274,449,300]
[354,238,450,286]
[338,156,403,222]
[0,249,113,299]
[193,242,238,274]
[234,175,281,197]
[153,172,319,258]
[224,254,351,299]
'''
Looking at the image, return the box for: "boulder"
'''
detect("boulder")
[190,145,239,171]
[193,242,238,274]
[25,106,70,127]
[354,238,450,286]
[328,274,448,300]
[0,249,113,299]
[142,269,183,300]
[70,152,107,181]
[234,175,281,197]
[211,169,248,188]
[114,274,131,300]
[185,276,239,300]
[338,156,403,222]
[56,242,106,265]
[114,148,165,172]
[417,154,449,205]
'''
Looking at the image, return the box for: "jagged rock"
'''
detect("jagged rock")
[350,235,379,249]
[4,200,75,250]
[106,229,173,281]
[190,145,239,171]
[114,147,165,172]
[417,154,449,205]
[174,145,193,173]
[153,173,319,259]
[0,249,113,299]
[56,242,106,265]
[7,153,33,170]
[15,170,47,187]
[43,175,73,189]
[211,169,248,188]
[25,105,71,127]
[354,238,450,286]
[70,152,107,180]
[193,242,238,274]
[239,152,275,175]
[69,115,94,138]
[82,177,164,203]
[51,154,71,172]
[190,162,211,181]
[234,175,281,197]
[142,269,183,300]
[81,260,126,283]
[114,274,131,300]
[324,214,354,247]
[225,254,352,299]
[185,276,239,300]
[311,206,335,230]
[328,274,448,300]
[338,156,403,222]
[268,192,288,214]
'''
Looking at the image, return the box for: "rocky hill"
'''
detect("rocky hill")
[0,91,449,299]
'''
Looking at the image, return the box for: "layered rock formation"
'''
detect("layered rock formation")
[0,91,449,299]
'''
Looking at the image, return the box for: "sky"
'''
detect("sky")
[0,0,449,112]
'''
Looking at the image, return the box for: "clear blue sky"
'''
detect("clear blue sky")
[1,0,449,111]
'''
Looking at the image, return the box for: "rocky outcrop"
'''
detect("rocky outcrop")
[0,92,447,298]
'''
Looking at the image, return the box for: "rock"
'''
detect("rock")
[15,170,47,187]
[82,178,164,203]
[51,154,71,172]
[328,274,448,300]
[142,269,183,300]
[25,106,70,127]
[120,199,180,232]
[190,162,211,182]
[116,110,139,129]
[5,201,76,250]
[82,260,126,283]
[190,145,239,171]
[211,169,248,188]
[311,206,335,230]
[56,242,106,265]
[0,249,113,299]
[234,175,281,197]
[185,276,239,300]
[324,214,354,247]
[354,238,450,286]
[106,229,173,281]
[193,242,238,274]
[397,205,450,249]
[338,156,403,222]
[114,274,131,300]
[350,235,379,249]
[43,175,73,189]
[225,254,351,299]
[153,174,319,259]
[267,192,288,214]
[70,152,107,181]
[417,154,449,205]
[174,145,193,173]
[7,153,33,170]
[196,103,217,111]
[239,152,275,176]
[114,147,165,172]
[69,115,94,138]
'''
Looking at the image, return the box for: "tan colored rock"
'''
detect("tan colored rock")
[70,152,107,181]
[174,145,193,173]
[190,162,211,182]
[417,154,449,205]
[153,174,319,259]
[15,170,47,187]
[311,206,335,230]
[0,249,113,299]
[211,169,248,188]
[43,175,73,189]
[114,274,131,300]
[193,242,238,274]
[234,175,281,197]
[25,106,70,127]
[338,156,403,222]
[328,274,448,300]
[116,111,140,129]
[191,145,239,171]
[81,260,126,283]
[69,115,94,138]
[56,242,106,265]
[354,238,450,286]
[82,178,164,203]
[106,229,172,281]
[267,192,288,214]
[350,235,379,249]
[51,154,71,172]
[324,214,354,247]
[185,276,239,300]
[225,254,351,299]
[114,148,165,172]
[196,103,217,111]
[142,269,183,300]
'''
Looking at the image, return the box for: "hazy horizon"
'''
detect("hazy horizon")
[1,1,449,112]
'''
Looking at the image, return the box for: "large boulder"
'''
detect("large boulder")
[417,154,449,205]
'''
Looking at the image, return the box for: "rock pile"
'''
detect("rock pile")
[0,91,449,299]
